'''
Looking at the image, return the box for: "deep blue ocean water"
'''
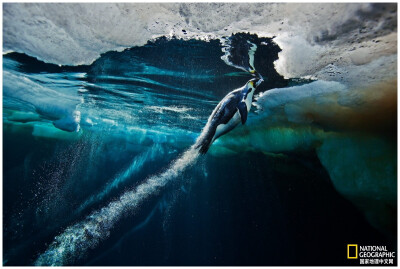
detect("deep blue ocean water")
[3,34,396,266]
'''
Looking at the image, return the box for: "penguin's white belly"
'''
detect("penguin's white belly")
[213,111,241,141]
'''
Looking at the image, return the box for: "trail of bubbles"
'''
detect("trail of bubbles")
[86,201,161,265]
[77,143,163,213]
[34,147,199,266]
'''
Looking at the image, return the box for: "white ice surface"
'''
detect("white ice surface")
[3,3,397,85]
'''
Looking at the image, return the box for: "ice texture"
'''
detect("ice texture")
[3,71,82,132]
[3,3,397,86]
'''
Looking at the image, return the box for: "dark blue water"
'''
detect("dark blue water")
[3,34,396,266]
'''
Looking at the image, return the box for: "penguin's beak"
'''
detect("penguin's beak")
[256,77,264,87]
[251,71,264,87]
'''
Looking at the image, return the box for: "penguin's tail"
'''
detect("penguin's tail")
[194,124,216,155]
[194,138,212,154]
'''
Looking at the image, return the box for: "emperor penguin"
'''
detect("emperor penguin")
[195,77,263,154]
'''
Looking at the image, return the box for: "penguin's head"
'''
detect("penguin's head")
[243,78,258,98]
[247,77,263,90]
[250,70,264,87]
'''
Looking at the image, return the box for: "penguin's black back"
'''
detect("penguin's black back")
[195,92,241,154]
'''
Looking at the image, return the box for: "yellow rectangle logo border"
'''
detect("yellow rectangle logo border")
[347,244,358,259]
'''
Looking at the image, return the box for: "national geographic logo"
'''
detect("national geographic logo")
[347,244,396,265]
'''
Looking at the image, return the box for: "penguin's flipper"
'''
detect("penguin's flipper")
[237,101,248,125]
